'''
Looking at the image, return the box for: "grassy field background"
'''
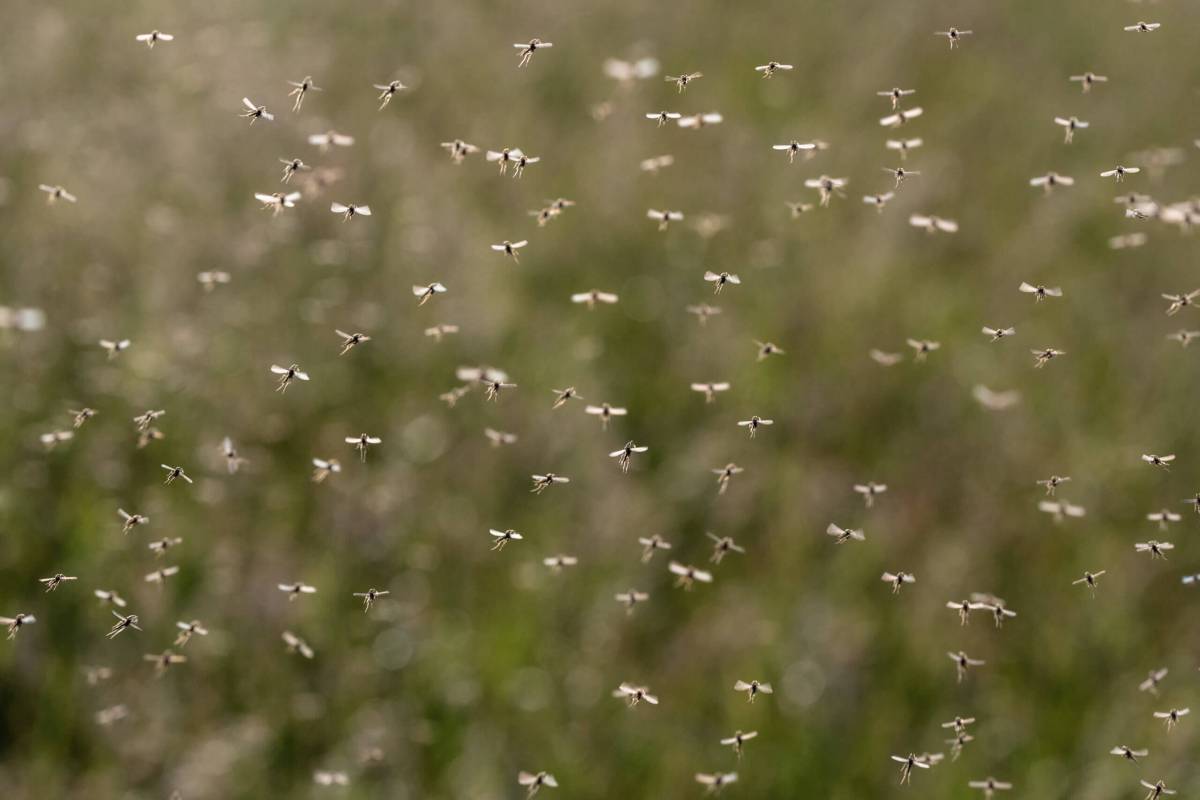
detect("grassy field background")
[3,0,1200,797]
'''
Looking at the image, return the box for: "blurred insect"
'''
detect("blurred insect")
[270,364,310,393]
[586,403,627,430]
[144,566,180,586]
[1140,669,1167,694]
[738,416,773,438]
[135,30,173,47]
[1135,540,1173,559]
[1038,499,1086,522]
[373,79,407,109]
[515,39,553,68]
[1054,116,1088,144]
[942,716,975,735]
[346,433,382,462]
[531,474,569,494]
[880,107,923,127]
[870,349,904,366]
[1019,282,1062,301]
[1147,508,1181,531]
[679,112,724,129]
[805,175,847,206]
[133,410,165,433]
[1125,21,1161,32]
[968,778,1013,798]
[332,329,371,355]
[982,326,1016,342]
[721,730,758,760]
[330,202,371,220]
[1184,493,1200,515]
[1110,233,1147,250]
[148,537,183,557]
[948,651,985,683]
[518,771,558,796]
[1070,71,1107,92]
[543,555,578,572]
[909,214,957,233]
[863,192,896,212]
[891,754,932,784]
[1,613,35,640]
[1030,173,1074,194]
[198,270,231,291]
[756,61,793,77]
[647,209,684,230]
[550,387,583,409]
[947,599,988,626]
[704,271,740,294]
[240,97,273,124]
[282,631,314,659]
[887,138,924,160]
[686,303,721,324]
[1112,744,1149,763]
[311,458,341,483]
[160,465,192,485]
[40,430,73,449]
[1101,165,1140,182]
[669,561,713,589]
[137,427,165,449]
[39,184,77,204]
[484,428,518,447]
[314,772,349,787]
[827,523,865,544]
[712,463,743,495]
[571,290,619,309]
[510,153,540,178]
[774,140,817,163]
[882,572,916,594]
[639,154,675,173]
[413,283,447,306]
[787,201,815,218]
[907,339,940,361]
[1141,780,1176,800]
[278,582,317,601]
[754,340,782,360]
[492,240,527,261]
[94,589,127,608]
[144,650,187,676]
[95,705,129,726]
[441,139,480,164]
[982,602,1017,628]
[99,338,131,359]
[107,611,142,638]
[481,375,517,401]
[665,72,702,91]
[40,573,76,592]
[1032,347,1065,368]
[1037,475,1071,496]
[308,130,355,151]
[706,532,745,564]
[638,534,672,563]
[486,148,524,174]
[936,27,973,48]
[425,324,460,341]
[690,382,730,403]
[947,731,974,760]
[84,666,113,686]
[175,623,207,647]
[695,773,738,794]
[854,482,888,507]
[1162,290,1200,316]
[604,56,659,84]
[1142,453,1175,470]
[615,590,650,614]
[255,191,301,215]
[1154,708,1189,731]
[878,87,916,109]
[353,588,389,611]
[614,683,659,705]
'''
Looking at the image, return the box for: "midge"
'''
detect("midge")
[40,573,77,592]
[413,282,447,305]
[1135,540,1173,559]
[491,240,528,262]
[144,565,180,586]
[1142,453,1175,469]
[1,613,35,640]
[518,771,558,797]
[891,754,933,784]
[107,611,142,638]
[1054,116,1088,144]
[148,537,183,556]
[1019,282,1062,301]
[706,532,746,563]
[734,679,772,702]
[571,290,618,309]
[1124,22,1161,33]
[239,97,274,124]
[805,175,847,206]
[1140,668,1169,695]
[1070,71,1107,92]
[947,598,989,626]
[530,473,569,494]
[773,140,817,163]
[133,409,165,432]
[440,139,480,164]
[695,773,738,794]
[270,363,310,392]
[586,403,627,429]
[721,730,758,759]
[160,464,192,484]
[1140,780,1176,800]
[311,458,341,483]
[346,433,382,462]
[1162,290,1200,315]
[826,523,865,544]
[948,651,985,683]
[855,481,888,507]
[882,571,916,593]
[646,111,682,127]
[353,588,389,611]
[638,534,672,563]
[703,271,740,294]
[907,339,940,361]
[610,442,648,473]
[878,87,916,110]
[665,71,703,91]
[515,38,553,68]
[1100,165,1140,182]
[1030,173,1074,194]
[669,561,713,589]
[254,191,301,215]
[880,107,923,127]
[738,416,773,438]
[1073,570,1105,594]
[373,79,407,110]
[983,326,1016,342]
[69,407,97,428]
[614,589,650,614]
[335,329,371,355]
[909,214,957,233]
[39,184,77,204]
[486,147,525,174]
[99,338,132,359]
[510,153,540,178]
[936,27,973,48]
[282,631,314,659]
[135,30,174,47]
[648,209,684,230]
[174,621,208,647]
[690,381,730,403]
[278,582,317,600]
[1112,746,1149,763]
[886,138,923,160]
[551,387,583,409]
[286,76,321,112]
[480,375,517,401]
[144,650,187,676]
[756,61,793,77]
[1032,347,1065,368]
[613,682,659,706]
[1154,708,1190,731]
[1147,508,1181,531]
[712,463,743,495]
[968,778,1012,799]
[330,202,371,220]
[1038,475,1070,495]
[863,192,895,212]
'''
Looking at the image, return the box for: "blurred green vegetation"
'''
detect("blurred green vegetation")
[3,0,1200,797]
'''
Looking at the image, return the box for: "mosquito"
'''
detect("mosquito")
[515,39,553,68]
[373,80,407,109]
[481,376,517,401]
[738,416,773,438]
[571,290,619,309]
[1154,708,1189,731]
[2,614,35,639]
[198,270,231,290]
[1147,509,1181,531]
[721,730,758,760]
[311,458,341,483]
[1142,454,1175,469]
[887,139,924,161]
[880,107,923,127]
[936,28,973,48]
[135,30,174,47]
[271,364,310,392]
[703,271,740,294]
[1070,72,1107,92]
[981,603,1017,628]
[1030,173,1074,194]
[615,590,650,614]
[240,97,274,124]
[144,566,180,586]
[891,754,932,784]
[586,403,627,429]
[909,214,957,233]
[1135,540,1173,559]
[510,153,540,178]
[278,582,317,601]
[492,240,527,261]
[107,611,142,639]
[440,139,480,163]
[99,339,131,359]
[1019,282,1062,301]
[1140,669,1168,694]
[531,474,569,494]
[425,324,460,341]
[160,465,192,485]
[695,773,738,794]
[332,329,371,355]
[282,631,314,659]
[346,433,382,462]
[773,140,816,163]
[968,778,1013,798]
[148,537,182,557]
[665,72,702,91]
[353,588,389,611]
[39,184,77,204]
[1111,745,1149,763]
[330,202,371,220]
[669,561,713,589]
[613,682,659,705]
[517,771,558,796]
[686,304,721,324]
[638,535,672,563]
[713,463,743,495]
[1037,475,1070,495]
[1141,780,1176,800]
[1162,291,1200,315]
[1054,116,1088,144]
[1101,165,1140,182]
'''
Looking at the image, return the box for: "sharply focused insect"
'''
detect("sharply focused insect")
[609,442,649,473]
[878,87,916,109]
[1142,454,1175,470]
[665,72,703,91]
[334,329,371,355]
[882,572,916,594]
[947,599,988,626]
[891,754,932,784]
[346,433,382,462]
[646,111,683,127]
[517,771,558,796]
[492,240,528,261]
[703,271,740,294]
[135,30,174,47]
[107,611,142,638]
[271,364,310,392]
[1037,475,1070,495]
[412,283,448,306]
[669,561,713,589]
[1162,290,1200,315]
[826,523,865,544]
[240,97,274,124]
[756,61,793,77]
[936,27,973,48]
[1124,22,1161,33]
[39,573,76,592]
[330,202,371,220]
[1154,708,1190,731]
[486,148,525,174]
[1140,780,1176,800]
[530,474,570,494]
[286,76,321,111]
[353,588,390,611]
[515,39,553,68]
[160,464,192,485]
[373,80,407,109]
[1073,570,1106,594]
[1031,347,1065,368]
[737,416,773,438]
[773,140,817,163]
[982,326,1016,342]
[1135,540,1174,559]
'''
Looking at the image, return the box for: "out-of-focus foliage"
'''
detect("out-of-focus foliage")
[3,0,1200,797]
